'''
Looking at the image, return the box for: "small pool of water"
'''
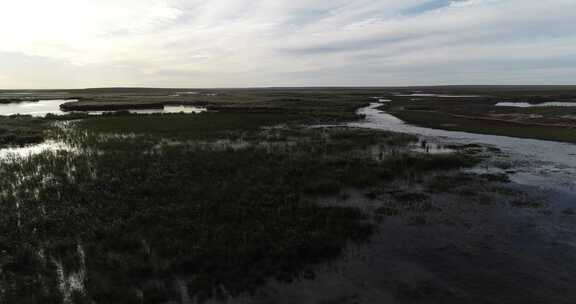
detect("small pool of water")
[370,97,391,103]
[395,93,482,98]
[0,92,33,95]
[0,99,76,117]
[496,102,576,107]
[87,105,206,115]
[0,100,207,117]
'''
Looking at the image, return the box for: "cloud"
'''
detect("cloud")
[401,0,454,16]
[1,0,575,88]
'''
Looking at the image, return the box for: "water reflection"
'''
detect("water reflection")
[0,99,207,117]
[86,105,206,115]
[351,103,576,192]
[411,140,453,154]
[496,102,576,107]
[0,92,33,95]
[0,140,72,160]
[0,99,76,117]
[394,93,482,98]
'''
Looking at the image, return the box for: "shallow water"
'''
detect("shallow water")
[86,105,207,115]
[0,92,33,95]
[496,102,576,107]
[171,92,218,97]
[351,103,576,192]
[0,140,72,160]
[395,93,482,98]
[0,99,77,117]
[370,97,392,103]
[252,103,576,304]
[4,101,576,303]
[0,99,207,117]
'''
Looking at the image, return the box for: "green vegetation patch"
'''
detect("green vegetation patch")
[393,110,576,143]
[78,112,304,139]
[0,124,479,303]
[0,146,373,303]
[0,116,49,147]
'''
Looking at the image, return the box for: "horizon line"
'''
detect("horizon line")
[2,84,576,91]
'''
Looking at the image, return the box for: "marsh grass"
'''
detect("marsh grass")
[0,145,376,303]
[0,123,480,303]
[0,116,50,147]
[0,115,480,303]
[76,112,306,140]
[392,110,576,143]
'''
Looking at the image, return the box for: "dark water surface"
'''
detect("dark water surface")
[249,103,576,304]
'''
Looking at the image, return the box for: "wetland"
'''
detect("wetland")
[1,86,576,303]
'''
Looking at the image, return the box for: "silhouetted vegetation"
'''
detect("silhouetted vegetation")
[0,116,49,147]
[0,115,485,303]
[3,87,549,303]
[392,110,576,143]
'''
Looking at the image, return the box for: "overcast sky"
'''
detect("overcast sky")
[1,0,575,89]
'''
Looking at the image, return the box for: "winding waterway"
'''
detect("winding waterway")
[3,100,576,302]
[351,102,576,192]
[260,102,576,304]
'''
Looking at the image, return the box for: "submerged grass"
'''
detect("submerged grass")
[2,147,370,303]
[0,119,478,303]
[0,94,487,303]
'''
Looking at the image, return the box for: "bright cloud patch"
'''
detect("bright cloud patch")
[0,0,181,37]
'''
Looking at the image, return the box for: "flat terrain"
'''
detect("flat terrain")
[392,110,576,143]
[4,86,576,143]
[1,86,576,303]
[379,86,576,142]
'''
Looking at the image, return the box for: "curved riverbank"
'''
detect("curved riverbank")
[351,102,576,192]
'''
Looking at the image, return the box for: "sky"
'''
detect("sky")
[1,0,575,89]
